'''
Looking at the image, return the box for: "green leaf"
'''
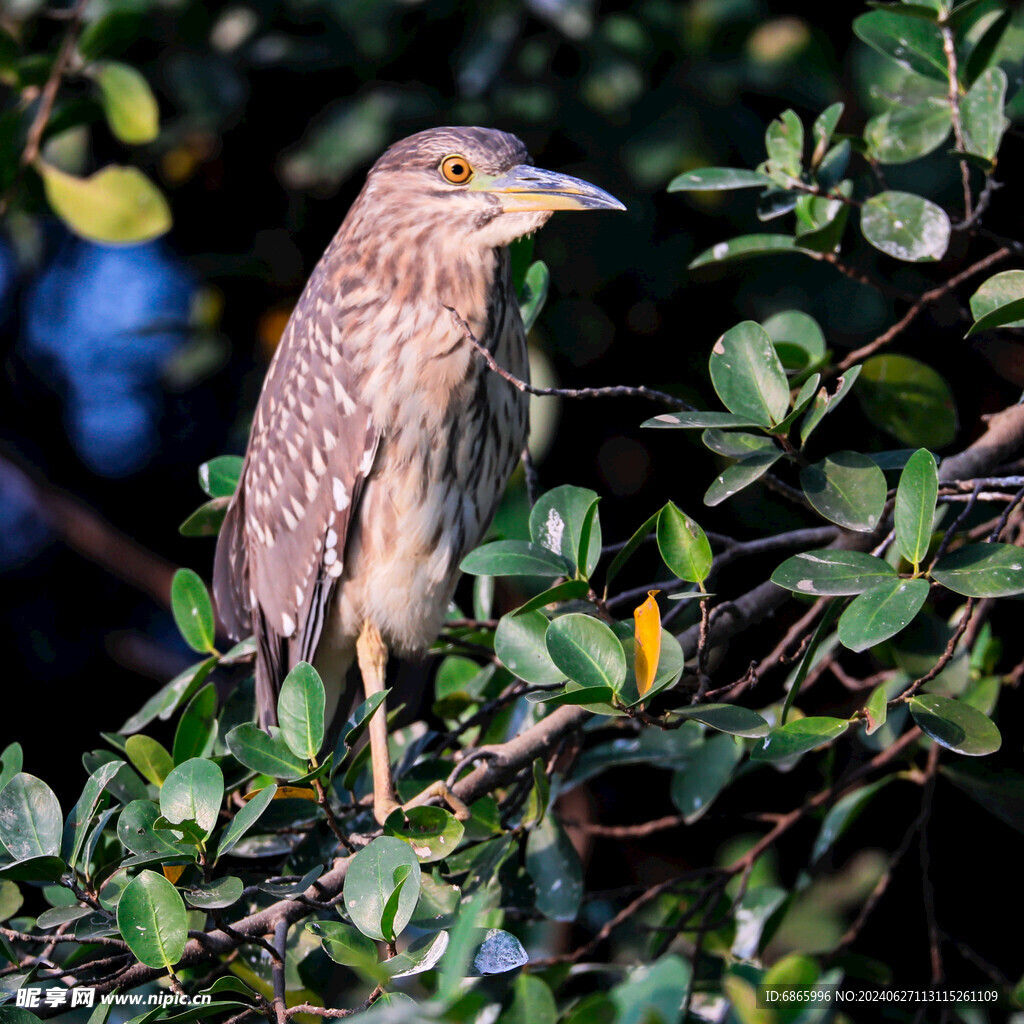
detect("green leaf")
[38,162,171,244]
[340,690,390,753]
[671,703,770,738]
[837,578,930,652]
[215,785,277,862]
[78,10,144,60]
[173,683,218,764]
[701,430,779,458]
[858,354,957,447]
[773,376,822,435]
[179,496,230,537]
[116,870,188,969]
[611,955,692,1024]
[773,549,898,595]
[198,456,243,499]
[864,683,889,735]
[932,543,1024,597]
[668,167,772,191]
[861,190,950,262]
[519,261,550,332]
[963,8,1013,87]
[277,662,325,762]
[894,448,938,566]
[527,684,617,707]
[909,695,1001,755]
[710,320,790,426]
[125,735,173,787]
[545,613,626,692]
[604,511,660,590]
[812,102,845,165]
[171,568,217,654]
[750,717,849,762]
[962,67,1008,160]
[671,733,741,823]
[184,875,244,909]
[942,763,1024,834]
[307,920,381,976]
[501,974,557,1024]
[765,109,804,180]
[705,452,783,506]
[0,744,23,795]
[642,410,769,430]
[511,579,590,615]
[344,836,422,942]
[159,758,224,838]
[525,814,583,921]
[657,502,712,584]
[226,724,308,780]
[460,540,571,577]
[689,233,804,268]
[66,760,124,870]
[853,10,947,80]
[800,451,887,532]
[529,485,602,578]
[0,774,62,861]
[117,800,186,859]
[384,806,465,863]
[865,94,950,164]
[121,656,217,734]
[812,780,891,862]
[495,610,566,685]
[969,269,1024,333]
[94,62,159,144]
[800,365,861,445]
[763,310,827,369]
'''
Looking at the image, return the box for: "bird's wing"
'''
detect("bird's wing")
[213,303,379,725]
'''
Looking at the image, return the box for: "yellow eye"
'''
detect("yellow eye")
[440,155,473,184]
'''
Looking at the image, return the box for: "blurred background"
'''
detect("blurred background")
[2,0,1024,987]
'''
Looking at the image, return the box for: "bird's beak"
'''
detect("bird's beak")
[473,164,626,213]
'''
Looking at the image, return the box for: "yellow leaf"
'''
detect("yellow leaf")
[162,865,185,884]
[633,590,662,698]
[273,786,318,802]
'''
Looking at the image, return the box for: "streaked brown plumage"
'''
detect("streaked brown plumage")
[214,126,623,821]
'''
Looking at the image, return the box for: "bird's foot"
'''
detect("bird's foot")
[375,781,471,825]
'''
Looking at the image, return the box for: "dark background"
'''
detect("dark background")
[2,0,1023,991]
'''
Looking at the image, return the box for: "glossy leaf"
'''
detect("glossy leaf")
[226,724,308,780]
[344,836,422,942]
[460,540,571,577]
[858,354,957,448]
[865,89,950,164]
[160,758,223,838]
[657,502,711,583]
[701,429,778,458]
[95,62,159,144]
[812,102,844,164]
[671,734,741,823]
[545,613,626,692]
[633,591,661,698]
[710,320,790,426]
[512,579,590,615]
[0,743,23,795]
[642,410,769,430]
[525,814,583,921]
[763,310,826,368]
[800,451,887,532]
[308,919,380,976]
[838,578,930,652]
[529,485,602,578]
[909,695,1001,755]
[961,66,1008,160]
[751,717,849,762]
[800,365,861,444]
[689,233,804,268]
[277,662,325,762]
[894,448,938,566]
[184,876,244,909]
[704,451,782,506]
[932,543,1024,597]
[215,784,277,862]
[116,870,187,969]
[198,456,243,499]
[172,683,218,764]
[170,568,217,654]
[969,270,1024,333]
[180,497,230,537]
[861,191,950,262]
[853,10,947,80]
[125,735,173,787]
[0,774,62,861]
[384,806,465,863]
[773,549,897,595]
[38,162,171,244]
[813,779,892,863]
[495,610,566,685]
[66,760,124,870]
[671,703,769,738]
[765,109,804,180]
[116,800,186,859]
[864,683,889,736]
[668,167,772,190]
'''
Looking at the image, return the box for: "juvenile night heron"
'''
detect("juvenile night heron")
[214,126,624,823]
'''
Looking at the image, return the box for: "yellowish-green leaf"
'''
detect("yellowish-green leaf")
[95,62,159,144]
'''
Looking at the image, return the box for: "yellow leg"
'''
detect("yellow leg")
[355,620,472,825]
[356,621,400,825]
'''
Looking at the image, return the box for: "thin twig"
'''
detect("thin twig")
[941,21,972,220]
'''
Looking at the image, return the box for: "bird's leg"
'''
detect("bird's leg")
[355,620,472,825]
[356,620,400,825]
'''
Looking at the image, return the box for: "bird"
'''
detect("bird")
[213,126,624,824]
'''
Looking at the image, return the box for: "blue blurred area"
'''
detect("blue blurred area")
[21,234,195,479]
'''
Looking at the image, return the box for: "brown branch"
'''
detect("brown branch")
[560,814,686,838]
[835,248,1011,372]
[941,21,972,221]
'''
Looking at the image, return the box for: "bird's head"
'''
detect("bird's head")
[356,126,625,251]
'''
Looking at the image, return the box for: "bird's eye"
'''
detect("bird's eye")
[440,155,473,184]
